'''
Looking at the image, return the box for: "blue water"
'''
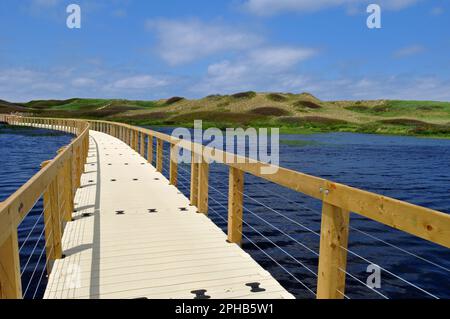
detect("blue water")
[0,125,74,299]
[1,124,449,299]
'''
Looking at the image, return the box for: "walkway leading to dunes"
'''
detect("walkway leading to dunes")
[44,131,293,299]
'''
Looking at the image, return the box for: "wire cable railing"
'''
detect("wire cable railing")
[160,147,446,299]
[207,169,439,299]
[248,179,450,273]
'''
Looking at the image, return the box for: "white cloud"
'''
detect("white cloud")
[249,47,316,69]
[430,7,444,16]
[0,68,41,85]
[1,65,450,102]
[31,0,60,7]
[72,77,97,87]
[109,75,169,90]
[0,67,70,101]
[277,73,450,101]
[147,19,263,65]
[315,75,450,101]
[243,0,420,15]
[193,46,316,94]
[394,45,425,58]
[0,66,174,102]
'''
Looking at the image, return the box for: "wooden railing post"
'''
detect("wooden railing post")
[140,133,145,157]
[72,146,79,190]
[147,135,153,164]
[197,158,209,214]
[130,129,134,147]
[169,144,178,186]
[79,142,84,175]
[130,130,134,148]
[316,202,350,299]
[134,131,139,151]
[128,129,132,147]
[58,147,74,222]
[227,167,244,245]
[77,143,81,187]
[66,154,74,221]
[41,161,64,274]
[0,226,22,299]
[156,139,163,172]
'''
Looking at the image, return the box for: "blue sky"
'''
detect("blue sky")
[0,0,449,102]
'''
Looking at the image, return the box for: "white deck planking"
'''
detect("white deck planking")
[44,130,294,299]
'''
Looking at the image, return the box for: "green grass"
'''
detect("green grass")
[5,94,450,138]
[52,99,110,110]
[132,100,160,108]
[280,139,320,146]
[23,98,160,111]
[345,100,450,118]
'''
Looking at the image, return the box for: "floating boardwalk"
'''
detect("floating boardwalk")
[1,115,449,300]
[44,131,293,299]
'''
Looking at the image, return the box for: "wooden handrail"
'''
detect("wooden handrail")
[0,115,449,300]
[0,115,90,299]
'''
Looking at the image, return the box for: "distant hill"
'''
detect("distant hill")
[0,99,29,113]
[1,92,450,137]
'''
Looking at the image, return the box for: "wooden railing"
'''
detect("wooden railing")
[0,115,89,299]
[87,119,450,299]
[0,116,449,299]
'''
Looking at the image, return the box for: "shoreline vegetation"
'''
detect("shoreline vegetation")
[2,91,450,138]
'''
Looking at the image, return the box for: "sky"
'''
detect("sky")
[0,0,449,102]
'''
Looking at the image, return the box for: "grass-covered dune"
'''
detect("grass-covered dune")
[2,92,450,137]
